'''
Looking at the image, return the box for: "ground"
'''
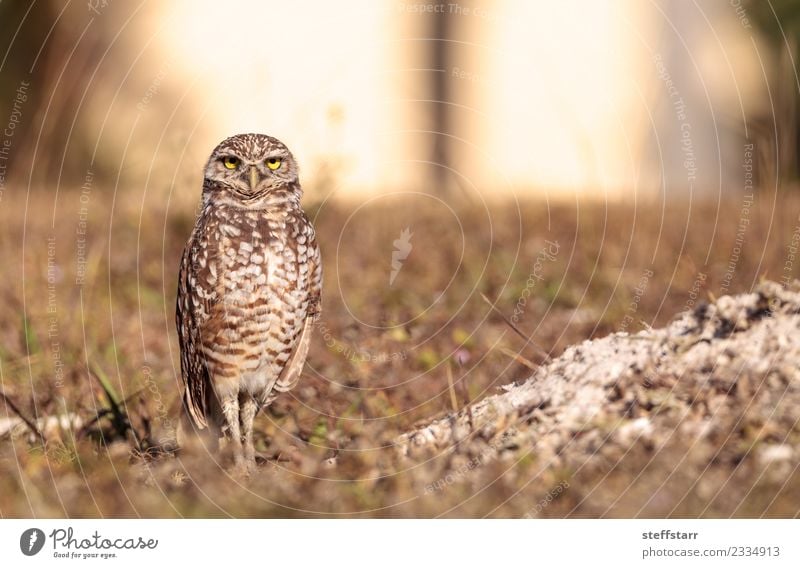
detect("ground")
[399,280,800,517]
[0,187,798,517]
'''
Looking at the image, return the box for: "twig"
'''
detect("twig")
[457,369,475,432]
[77,386,146,437]
[326,401,340,459]
[0,389,46,446]
[446,361,459,414]
[497,346,538,371]
[479,292,551,362]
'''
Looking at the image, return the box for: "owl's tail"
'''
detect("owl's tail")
[177,394,221,455]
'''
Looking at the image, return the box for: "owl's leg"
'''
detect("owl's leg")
[220,394,244,471]
[239,393,258,474]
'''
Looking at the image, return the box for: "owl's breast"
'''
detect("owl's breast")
[216,215,311,312]
[199,210,313,390]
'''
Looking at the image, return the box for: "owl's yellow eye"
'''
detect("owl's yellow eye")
[222,156,240,170]
[266,157,282,171]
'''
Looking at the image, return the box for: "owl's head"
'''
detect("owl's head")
[203,133,299,201]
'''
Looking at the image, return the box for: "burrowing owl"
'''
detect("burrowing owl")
[176,133,321,473]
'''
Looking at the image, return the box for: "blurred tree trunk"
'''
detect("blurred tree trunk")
[747,0,800,189]
[429,8,452,194]
[0,0,58,183]
[0,1,127,187]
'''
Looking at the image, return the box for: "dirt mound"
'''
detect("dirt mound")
[398,281,800,482]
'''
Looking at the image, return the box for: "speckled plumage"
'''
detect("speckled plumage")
[176,133,321,472]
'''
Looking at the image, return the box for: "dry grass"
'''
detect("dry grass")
[0,184,798,517]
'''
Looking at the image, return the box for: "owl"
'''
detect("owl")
[176,133,322,474]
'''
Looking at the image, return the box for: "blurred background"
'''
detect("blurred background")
[1,0,797,199]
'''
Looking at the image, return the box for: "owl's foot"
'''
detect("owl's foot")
[243,450,258,476]
[230,444,257,478]
[229,460,257,480]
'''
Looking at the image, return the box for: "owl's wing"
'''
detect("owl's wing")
[273,237,322,396]
[176,230,212,430]
[272,315,314,396]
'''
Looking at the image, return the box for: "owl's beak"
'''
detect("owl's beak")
[248,166,262,190]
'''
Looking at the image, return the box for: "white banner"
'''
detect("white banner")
[0,519,797,567]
